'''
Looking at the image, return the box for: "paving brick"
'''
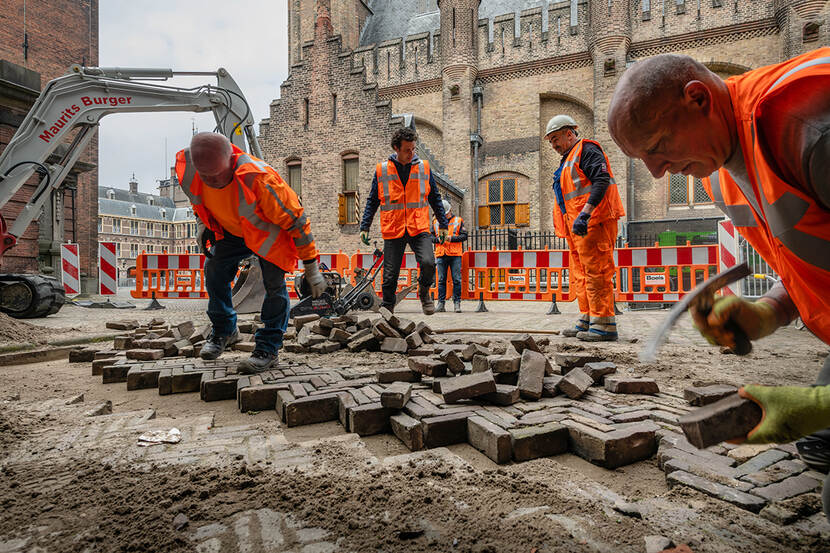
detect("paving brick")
[112,336,135,350]
[347,333,379,352]
[200,372,240,402]
[404,331,423,350]
[604,377,660,395]
[554,353,605,372]
[157,368,173,395]
[328,328,351,343]
[481,384,520,406]
[439,350,466,374]
[683,384,739,406]
[101,361,133,384]
[349,403,394,436]
[92,356,122,377]
[293,314,320,329]
[390,413,424,451]
[488,354,521,374]
[471,354,490,373]
[127,366,161,390]
[395,317,416,336]
[233,341,257,352]
[564,420,659,469]
[751,472,821,502]
[733,449,790,477]
[308,341,342,354]
[423,412,471,448]
[275,389,295,420]
[373,320,401,339]
[740,459,807,487]
[517,349,546,400]
[657,431,737,467]
[106,320,139,330]
[380,337,408,353]
[379,307,399,327]
[582,362,617,384]
[559,368,593,399]
[381,382,412,409]
[337,392,357,431]
[403,398,439,420]
[467,415,512,464]
[441,371,496,403]
[239,383,290,412]
[542,375,562,398]
[461,343,490,362]
[610,410,651,423]
[126,349,165,361]
[284,394,340,427]
[495,372,519,386]
[376,367,422,383]
[679,394,762,449]
[659,449,753,491]
[408,356,448,377]
[510,422,569,461]
[667,470,767,512]
[414,321,433,336]
[509,333,541,355]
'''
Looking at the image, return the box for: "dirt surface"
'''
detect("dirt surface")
[1,298,829,552]
[0,312,72,346]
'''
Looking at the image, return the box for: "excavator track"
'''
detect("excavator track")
[0,274,66,319]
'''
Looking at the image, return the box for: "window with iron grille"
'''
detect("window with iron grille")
[669,173,713,206]
[488,178,517,226]
[287,162,302,198]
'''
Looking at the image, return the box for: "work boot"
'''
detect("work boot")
[238,350,278,374]
[796,428,830,474]
[420,287,435,316]
[577,316,618,342]
[562,315,589,337]
[454,301,462,313]
[199,328,239,360]
[436,301,445,313]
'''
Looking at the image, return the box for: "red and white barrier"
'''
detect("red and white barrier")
[143,254,205,270]
[99,242,117,295]
[60,243,80,296]
[469,250,568,269]
[717,219,741,296]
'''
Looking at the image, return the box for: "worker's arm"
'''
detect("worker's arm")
[428,173,448,229]
[691,281,799,349]
[737,384,830,444]
[451,220,468,243]
[359,175,380,232]
[253,173,318,261]
[578,142,612,214]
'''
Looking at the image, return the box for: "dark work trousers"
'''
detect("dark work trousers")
[381,231,435,310]
[203,232,289,355]
[436,255,462,303]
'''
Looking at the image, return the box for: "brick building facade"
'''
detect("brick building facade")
[0,0,99,291]
[262,0,829,251]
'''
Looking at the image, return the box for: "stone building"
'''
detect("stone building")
[262,0,829,252]
[97,175,198,278]
[0,0,99,290]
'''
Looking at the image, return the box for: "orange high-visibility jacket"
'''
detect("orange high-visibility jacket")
[175,144,317,273]
[703,47,830,343]
[433,216,464,257]
[552,139,625,238]
[376,159,431,239]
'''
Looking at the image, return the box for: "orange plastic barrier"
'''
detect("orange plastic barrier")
[130,253,208,299]
[613,243,719,302]
[462,250,571,302]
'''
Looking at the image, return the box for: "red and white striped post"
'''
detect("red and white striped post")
[60,243,80,296]
[717,218,742,296]
[99,242,117,295]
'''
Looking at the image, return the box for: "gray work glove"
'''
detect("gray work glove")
[303,259,327,298]
[196,221,215,258]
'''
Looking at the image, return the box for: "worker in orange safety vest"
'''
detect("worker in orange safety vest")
[545,114,625,341]
[176,133,324,374]
[432,199,467,313]
[608,48,830,518]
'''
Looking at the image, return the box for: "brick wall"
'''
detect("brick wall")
[0,0,99,290]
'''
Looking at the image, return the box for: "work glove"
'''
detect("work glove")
[438,228,448,244]
[303,259,327,299]
[196,221,215,258]
[572,212,591,236]
[690,296,781,350]
[736,384,830,444]
[431,235,440,244]
[360,230,370,246]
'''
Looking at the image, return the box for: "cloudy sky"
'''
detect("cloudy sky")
[99,1,289,194]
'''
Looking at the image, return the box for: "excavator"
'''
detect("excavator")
[0,65,263,318]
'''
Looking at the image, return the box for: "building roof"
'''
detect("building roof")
[98,186,194,222]
[360,0,551,46]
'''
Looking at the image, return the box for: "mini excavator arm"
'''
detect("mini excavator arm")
[0,64,261,260]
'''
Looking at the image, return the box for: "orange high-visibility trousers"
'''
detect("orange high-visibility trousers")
[564,215,617,318]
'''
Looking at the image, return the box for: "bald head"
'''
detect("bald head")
[190,132,235,188]
[607,54,736,179]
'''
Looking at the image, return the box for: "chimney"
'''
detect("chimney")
[129,173,138,195]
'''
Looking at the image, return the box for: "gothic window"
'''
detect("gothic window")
[339,155,360,225]
[287,161,302,198]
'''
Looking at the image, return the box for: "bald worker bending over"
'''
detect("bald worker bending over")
[175,133,325,373]
[607,49,830,494]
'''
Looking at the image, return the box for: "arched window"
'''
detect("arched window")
[478,172,529,228]
[286,158,302,197]
[339,153,360,225]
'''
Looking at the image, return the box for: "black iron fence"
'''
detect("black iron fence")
[466,229,717,251]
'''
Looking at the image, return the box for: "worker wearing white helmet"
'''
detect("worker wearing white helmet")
[432,199,467,312]
[545,114,625,341]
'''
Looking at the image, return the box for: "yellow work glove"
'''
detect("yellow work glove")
[438,228,448,244]
[690,296,780,350]
[738,385,830,444]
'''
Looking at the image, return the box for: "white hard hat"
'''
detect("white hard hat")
[442,199,452,213]
[544,114,578,138]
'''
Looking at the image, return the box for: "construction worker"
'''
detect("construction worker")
[607,49,830,515]
[175,133,325,374]
[360,127,449,315]
[432,199,467,313]
[545,115,625,341]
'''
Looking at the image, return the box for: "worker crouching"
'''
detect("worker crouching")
[545,115,625,341]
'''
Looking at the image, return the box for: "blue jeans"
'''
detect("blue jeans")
[436,255,462,303]
[203,233,289,355]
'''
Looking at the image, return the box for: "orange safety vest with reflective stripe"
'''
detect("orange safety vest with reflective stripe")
[376,159,431,239]
[552,139,625,237]
[702,47,830,343]
[433,215,463,257]
[175,144,317,273]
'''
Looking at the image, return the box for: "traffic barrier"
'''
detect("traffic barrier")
[130,254,208,299]
[614,243,719,302]
[717,219,741,296]
[463,249,571,303]
[60,243,80,296]
[349,251,453,301]
[99,242,117,295]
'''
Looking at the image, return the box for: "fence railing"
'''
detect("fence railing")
[466,229,717,251]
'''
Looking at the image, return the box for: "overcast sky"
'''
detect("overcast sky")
[99,1,289,194]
